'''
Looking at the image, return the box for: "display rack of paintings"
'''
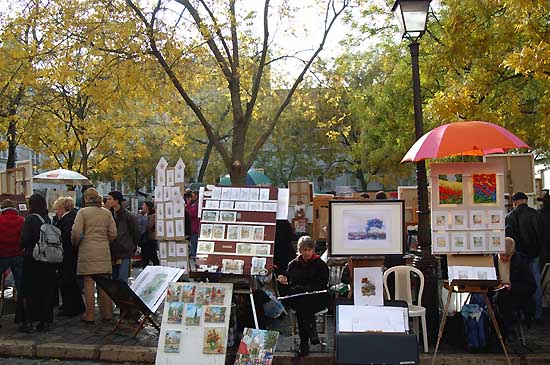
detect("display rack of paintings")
[155,157,188,271]
[430,162,506,254]
[195,186,278,276]
[156,282,233,365]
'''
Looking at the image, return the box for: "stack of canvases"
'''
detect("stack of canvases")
[430,162,506,256]
[196,186,278,275]
[154,157,188,270]
[156,282,233,364]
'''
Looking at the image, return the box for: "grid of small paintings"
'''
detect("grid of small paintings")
[197,186,277,275]
[156,283,233,365]
[430,163,506,254]
[155,157,188,270]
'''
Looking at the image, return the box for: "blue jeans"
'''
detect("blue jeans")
[112,258,131,284]
[190,233,198,258]
[528,257,542,320]
[0,256,24,292]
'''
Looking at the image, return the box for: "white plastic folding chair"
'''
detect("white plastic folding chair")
[383,265,428,353]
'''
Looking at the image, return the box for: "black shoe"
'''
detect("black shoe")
[298,342,310,357]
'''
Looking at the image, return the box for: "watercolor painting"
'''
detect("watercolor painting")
[235,328,279,365]
[167,302,184,324]
[185,303,202,326]
[347,217,386,241]
[203,327,226,354]
[204,306,226,323]
[164,330,181,353]
[211,287,226,305]
[181,285,196,303]
[196,286,212,305]
[166,283,182,302]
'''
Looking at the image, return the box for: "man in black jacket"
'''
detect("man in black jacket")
[494,237,536,336]
[105,191,140,283]
[505,192,544,322]
[277,236,328,356]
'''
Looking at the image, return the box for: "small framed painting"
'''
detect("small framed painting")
[205,200,220,209]
[432,211,448,230]
[221,188,232,200]
[200,224,213,240]
[488,210,504,229]
[239,188,251,201]
[252,226,265,242]
[197,241,215,254]
[236,242,253,255]
[253,244,271,256]
[226,225,240,241]
[451,210,467,230]
[235,201,250,211]
[249,201,262,211]
[451,231,468,252]
[239,226,252,241]
[212,224,226,240]
[220,211,237,223]
[469,210,485,229]
[230,188,241,201]
[469,231,486,252]
[488,231,505,252]
[432,231,450,254]
[220,200,234,210]
[202,210,219,222]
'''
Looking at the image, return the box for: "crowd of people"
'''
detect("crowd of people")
[0,189,157,332]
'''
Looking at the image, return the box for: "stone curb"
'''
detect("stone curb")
[2,341,550,365]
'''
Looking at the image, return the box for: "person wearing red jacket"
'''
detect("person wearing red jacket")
[0,199,25,294]
[185,190,201,258]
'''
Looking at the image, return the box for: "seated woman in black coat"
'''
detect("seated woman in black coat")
[277,235,329,356]
[494,237,536,336]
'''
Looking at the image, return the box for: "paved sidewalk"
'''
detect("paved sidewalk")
[1,305,550,365]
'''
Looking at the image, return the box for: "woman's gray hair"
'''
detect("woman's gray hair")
[297,235,316,251]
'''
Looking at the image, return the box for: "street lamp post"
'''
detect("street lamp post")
[392,0,438,338]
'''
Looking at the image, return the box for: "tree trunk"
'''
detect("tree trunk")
[229,164,247,186]
[6,120,17,169]
[197,142,214,183]
[356,168,368,192]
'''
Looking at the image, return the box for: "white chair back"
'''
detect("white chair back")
[383,265,425,307]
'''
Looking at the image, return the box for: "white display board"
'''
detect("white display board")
[130,266,184,313]
[337,305,409,333]
[353,267,384,306]
[156,282,233,365]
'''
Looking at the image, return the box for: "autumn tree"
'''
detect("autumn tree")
[112,0,355,185]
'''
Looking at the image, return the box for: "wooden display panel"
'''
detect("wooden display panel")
[398,186,418,225]
[196,185,278,276]
[484,153,535,195]
[312,194,333,241]
[288,180,312,206]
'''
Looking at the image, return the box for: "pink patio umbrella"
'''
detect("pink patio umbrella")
[401,121,530,162]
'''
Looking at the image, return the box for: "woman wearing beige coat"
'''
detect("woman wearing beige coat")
[72,188,117,323]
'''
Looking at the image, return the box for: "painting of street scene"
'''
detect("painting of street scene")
[185,303,202,326]
[204,306,226,323]
[182,284,196,303]
[235,328,279,365]
[167,302,184,324]
[164,330,181,353]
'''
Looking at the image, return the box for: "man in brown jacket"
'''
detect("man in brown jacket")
[105,191,140,283]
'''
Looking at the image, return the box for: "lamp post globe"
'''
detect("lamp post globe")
[392,0,438,339]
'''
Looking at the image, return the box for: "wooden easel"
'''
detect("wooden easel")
[93,277,161,338]
[432,279,510,365]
